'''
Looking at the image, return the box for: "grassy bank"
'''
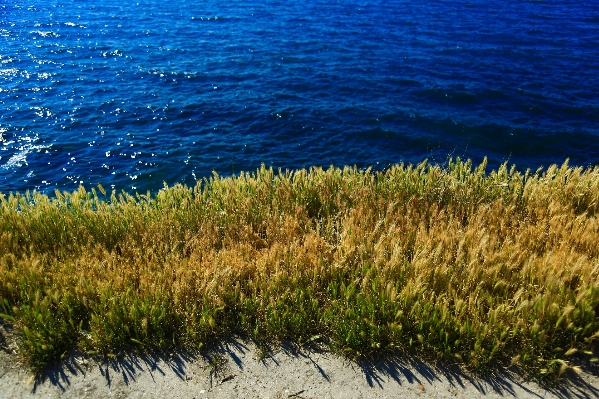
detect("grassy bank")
[1,159,598,380]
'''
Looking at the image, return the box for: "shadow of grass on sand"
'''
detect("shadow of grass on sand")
[1,328,597,399]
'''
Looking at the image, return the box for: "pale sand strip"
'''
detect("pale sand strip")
[2,323,599,399]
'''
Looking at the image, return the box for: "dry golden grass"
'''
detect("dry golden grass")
[0,158,598,380]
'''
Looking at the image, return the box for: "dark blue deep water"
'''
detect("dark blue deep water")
[1,0,598,193]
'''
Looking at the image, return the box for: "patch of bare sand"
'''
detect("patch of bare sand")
[1,321,599,399]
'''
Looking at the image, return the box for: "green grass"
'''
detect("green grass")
[1,158,598,381]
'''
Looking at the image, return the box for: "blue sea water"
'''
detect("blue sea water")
[1,0,598,193]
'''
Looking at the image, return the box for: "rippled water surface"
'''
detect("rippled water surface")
[1,0,598,193]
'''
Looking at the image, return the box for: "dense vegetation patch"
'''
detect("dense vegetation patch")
[1,159,598,380]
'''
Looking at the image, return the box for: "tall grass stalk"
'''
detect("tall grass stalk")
[1,159,598,380]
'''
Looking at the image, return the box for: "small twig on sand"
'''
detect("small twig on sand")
[220,374,235,384]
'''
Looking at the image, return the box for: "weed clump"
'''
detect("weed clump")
[1,158,598,380]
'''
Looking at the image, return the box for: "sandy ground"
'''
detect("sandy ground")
[2,321,599,399]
